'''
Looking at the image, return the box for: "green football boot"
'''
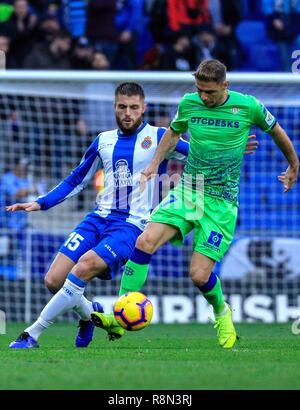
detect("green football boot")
[91,311,125,341]
[214,303,238,349]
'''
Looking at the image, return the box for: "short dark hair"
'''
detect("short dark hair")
[193,59,227,83]
[115,82,145,99]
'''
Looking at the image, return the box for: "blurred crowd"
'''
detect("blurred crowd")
[0,0,299,72]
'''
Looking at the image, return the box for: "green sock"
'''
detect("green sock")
[119,260,149,296]
[201,276,226,315]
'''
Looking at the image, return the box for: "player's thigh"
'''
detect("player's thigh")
[59,217,101,264]
[50,216,102,287]
[149,184,194,248]
[45,252,75,290]
[92,223,142,280]
[138,222,178,253]
[193,196,238,262]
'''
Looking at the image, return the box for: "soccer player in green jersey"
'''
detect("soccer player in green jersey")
[92,59,299,348]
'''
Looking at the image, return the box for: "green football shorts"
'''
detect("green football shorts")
[149,180,238,262]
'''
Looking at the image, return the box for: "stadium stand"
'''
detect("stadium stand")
[0,0,298,72]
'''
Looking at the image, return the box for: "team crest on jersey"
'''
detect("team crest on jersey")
[231,107,240,114]
[141,136,152,149]
[113,159,133,187]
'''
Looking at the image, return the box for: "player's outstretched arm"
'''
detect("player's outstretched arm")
[6,201,41,212]
[269,123,299,192]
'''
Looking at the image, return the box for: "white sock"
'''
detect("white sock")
[25,317,52,341]
[73,295,93,321]
[26,275,86,341]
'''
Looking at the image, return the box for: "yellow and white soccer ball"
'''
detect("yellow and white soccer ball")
[113,292,153,331]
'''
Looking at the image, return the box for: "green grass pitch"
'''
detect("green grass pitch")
[1,322,300,390]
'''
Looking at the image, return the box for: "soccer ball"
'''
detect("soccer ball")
[113,292,153,331]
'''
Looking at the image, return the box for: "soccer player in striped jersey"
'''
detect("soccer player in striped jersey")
[93,60,299,349]
[7,82,190,348]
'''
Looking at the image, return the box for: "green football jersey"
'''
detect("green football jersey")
[170,90,277,203]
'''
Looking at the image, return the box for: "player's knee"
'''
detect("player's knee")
[136,232,157,254]
[189,268,210,287]
[74,254,102,277]
[44,274,61,293]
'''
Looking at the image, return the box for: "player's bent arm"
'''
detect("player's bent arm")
[141,127,182,187]
[140,128,181,189]
[159,127,182,160]
[150,127,182,169]
[168,137,189,161]
[269,123,299,168]
[36,136,102,210]
[269,123,299,191]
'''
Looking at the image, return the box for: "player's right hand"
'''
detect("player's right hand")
[140,163,159,192]
[6,201,41,212]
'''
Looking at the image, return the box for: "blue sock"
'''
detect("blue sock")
[130,247,153,264]
[198,272,217,293]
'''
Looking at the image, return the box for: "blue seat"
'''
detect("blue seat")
[236,20,280,71]
[235,20,281,71]
[236,20,268,45]
[63,0,86,38]
[248,44,281,71]
[240,0,264,19]
[70,18,86,37]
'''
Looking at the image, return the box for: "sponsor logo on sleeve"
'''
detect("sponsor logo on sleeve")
[265,110,275,126]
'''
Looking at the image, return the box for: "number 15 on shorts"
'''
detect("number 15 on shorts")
[64,232,84,251]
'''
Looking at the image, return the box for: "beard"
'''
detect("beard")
[116,115,143,134]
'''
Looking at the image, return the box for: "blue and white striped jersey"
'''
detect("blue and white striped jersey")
[36,122,189,230]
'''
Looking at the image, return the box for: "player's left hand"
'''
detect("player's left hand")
[244,134,258,154]
[278,165,298,192]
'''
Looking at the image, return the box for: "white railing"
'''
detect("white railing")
[0,70,300,83]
